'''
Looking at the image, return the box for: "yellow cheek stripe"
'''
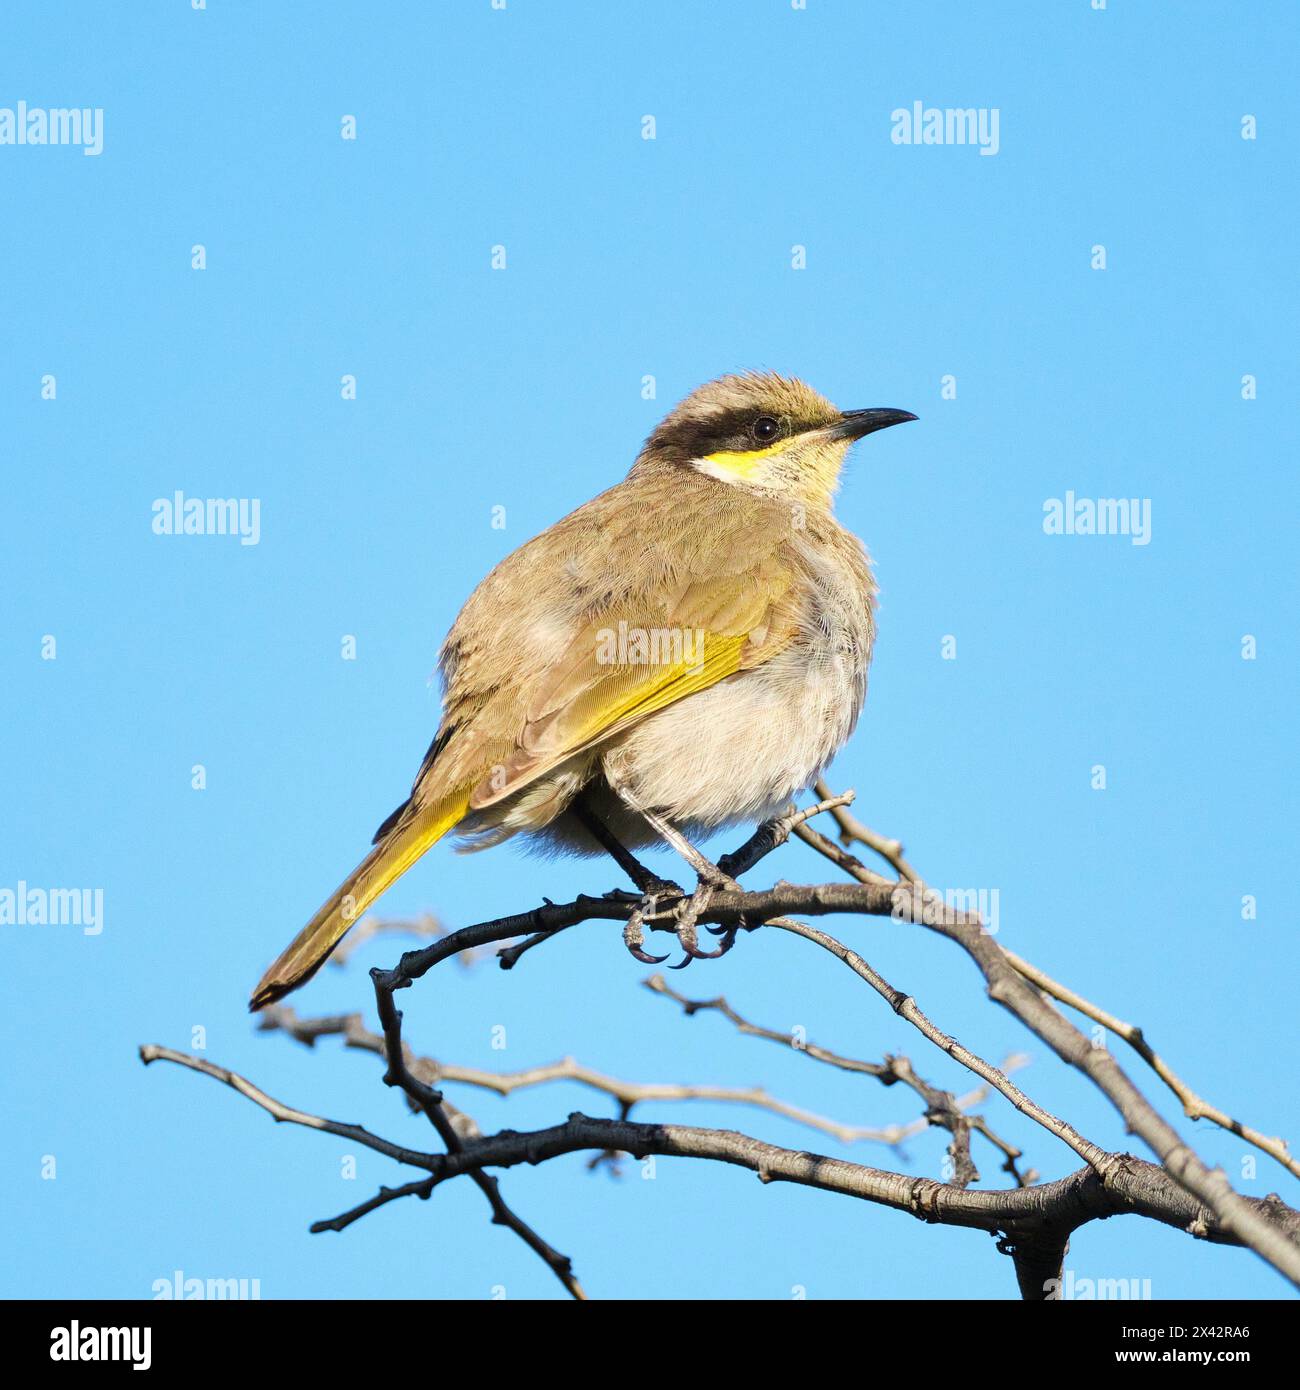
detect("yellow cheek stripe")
[700,439,789,480]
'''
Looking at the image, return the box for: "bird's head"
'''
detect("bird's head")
[636,372,916,507]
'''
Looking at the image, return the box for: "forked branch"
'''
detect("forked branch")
[141,792,1300,1298]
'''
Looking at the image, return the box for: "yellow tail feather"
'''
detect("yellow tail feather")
[249,791,470,1011]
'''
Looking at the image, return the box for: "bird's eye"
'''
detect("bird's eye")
[751,415,780,443]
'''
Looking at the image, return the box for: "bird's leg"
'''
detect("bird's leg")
[571,791,677,964]
[571,791,682,897]
[602,769,738,968]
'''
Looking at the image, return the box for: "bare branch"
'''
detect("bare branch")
[138,1044,439,1169]
[310,1177,436,1234]
[421,1112,1300,1293]
[151,789,1298,1296]
[1002,946,1300,1185]
[643,974,1036,1186]
[397,869,1293,1286]
[716,791,857,881]
[643,972,894,1078]
[140,1042,583,1299]
[329,912,443,966]
[331,911,502,970]
[813,776,920,881]
[803,791,1274,1185]
[793,791,1300,1287]
[258,1004,928,1149]
[764,917,1109,1173]
[368,968,585,1299]
[793,819,893,885]
[139,1044,1300,1303]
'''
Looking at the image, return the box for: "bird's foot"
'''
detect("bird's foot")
[622,891,673,965]
[668,877,740,968]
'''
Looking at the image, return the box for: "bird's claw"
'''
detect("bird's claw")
[667,881,729,968]
[619,854,741,969]
[622,894,670,965]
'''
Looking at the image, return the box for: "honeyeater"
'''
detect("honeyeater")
[250,373,915,1009]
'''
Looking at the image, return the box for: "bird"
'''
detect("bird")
[249,372,915,1010]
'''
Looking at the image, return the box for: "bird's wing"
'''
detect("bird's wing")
[466,555,799,811]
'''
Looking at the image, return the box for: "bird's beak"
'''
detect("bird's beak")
[829,408,918,442]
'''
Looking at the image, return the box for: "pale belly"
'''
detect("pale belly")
[458,635,870,857]
[599,644,867,828]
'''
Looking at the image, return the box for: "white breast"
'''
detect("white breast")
[603,535,874,829]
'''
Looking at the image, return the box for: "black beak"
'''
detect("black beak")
[830,408,918,442]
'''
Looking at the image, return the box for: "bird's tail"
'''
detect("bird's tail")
[248,790,471,1011]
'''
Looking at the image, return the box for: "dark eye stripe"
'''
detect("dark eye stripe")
[649,404,821,463]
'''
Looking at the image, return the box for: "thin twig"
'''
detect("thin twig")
[329,912,443,966]
[258,1004,931,1149]
[138,1044,439,1169]
[717,792,857,881]
[1001,947,1300,1184]
[369,970,586,1299]
[814,777,920,881]
[643,975,1036,1186]
[763,918,1110,1174]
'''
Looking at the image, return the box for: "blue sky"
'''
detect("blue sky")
[2,0,1297,1301]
